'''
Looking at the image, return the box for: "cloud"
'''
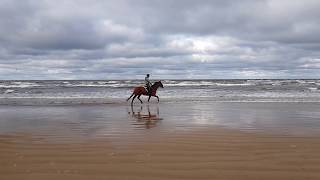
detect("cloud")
[0,0,320,79]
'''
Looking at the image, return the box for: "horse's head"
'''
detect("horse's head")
[158,81,164,88]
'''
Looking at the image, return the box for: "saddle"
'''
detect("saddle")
[144,85,152,95]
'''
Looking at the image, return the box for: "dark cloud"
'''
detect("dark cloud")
[0,0,320,79]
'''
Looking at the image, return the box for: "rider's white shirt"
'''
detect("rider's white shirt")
[145,76,151,85]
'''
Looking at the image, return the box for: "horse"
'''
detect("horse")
[127,81,164,105]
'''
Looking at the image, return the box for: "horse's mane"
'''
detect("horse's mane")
[151,81,160,88]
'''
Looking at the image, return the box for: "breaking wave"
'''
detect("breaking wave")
[1,79,320,105]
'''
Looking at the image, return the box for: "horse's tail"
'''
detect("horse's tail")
[127,92,134,101]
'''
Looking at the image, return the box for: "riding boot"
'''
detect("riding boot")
[148,87,152,96]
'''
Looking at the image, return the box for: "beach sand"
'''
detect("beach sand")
[2,129,320,180]
[1,102,320,180]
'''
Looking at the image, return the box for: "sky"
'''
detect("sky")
[1,0,320,80]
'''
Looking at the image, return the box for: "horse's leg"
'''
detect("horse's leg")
[155,95,159,102]
[131,94,137,105]
[137,94,143,104]
[148,95,152,102]
[127,93,134,101]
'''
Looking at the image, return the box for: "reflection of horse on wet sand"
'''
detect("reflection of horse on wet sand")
[127,81,164,105]
[129,105,163,129]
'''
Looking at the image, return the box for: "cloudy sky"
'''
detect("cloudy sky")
[1,0,320,79]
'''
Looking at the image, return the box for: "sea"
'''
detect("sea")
[1,79,320,137]
[0,79,320,105]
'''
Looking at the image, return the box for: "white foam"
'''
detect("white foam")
[165,81,216,87]
[4,89,14,94]
[214,83,252,86]
[309,87,319,91]
[0,82,40,88]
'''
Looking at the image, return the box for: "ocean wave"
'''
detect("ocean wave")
[55,81,138,88]
[214,82,252,86]
[4,89,14,94]
[308,87,319,92]
[167,81,214,87]
[163,81,253,87]
[2,80,319,89]
[0,82,42,88]
[1,80,320,105]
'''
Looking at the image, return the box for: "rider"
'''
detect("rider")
[145,74,152,95]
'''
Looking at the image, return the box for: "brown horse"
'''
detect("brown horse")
[127,81,164,104]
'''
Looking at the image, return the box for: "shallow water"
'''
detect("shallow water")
[1,102,320,145]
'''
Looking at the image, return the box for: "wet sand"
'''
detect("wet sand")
[2,129,320,180]
[1,102,320,179]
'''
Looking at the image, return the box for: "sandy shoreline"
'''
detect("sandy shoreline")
[1,102,320,179]
[2,128,320,180]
